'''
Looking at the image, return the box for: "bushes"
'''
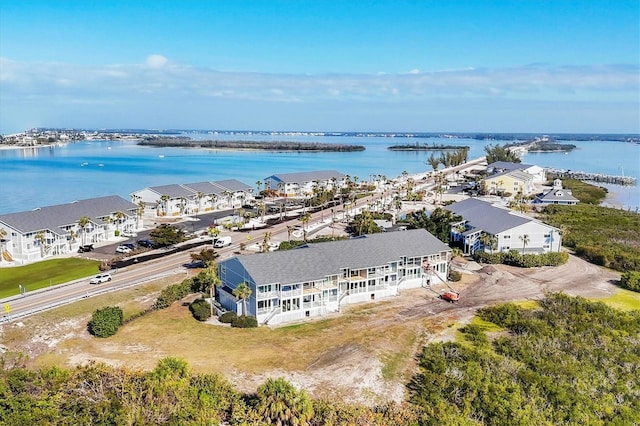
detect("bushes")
[472,250,569,268]
[189,299,211,321]
[620,271,640,292]
[89,306,123,338]
[231,315,258,328]
[219,311,237,324]
[155,279,194,309]
[448,270,462,282]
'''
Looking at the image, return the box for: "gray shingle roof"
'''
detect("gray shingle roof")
[213,179,253,192]
[444,198,530,235]
[266,170,345,183]
[0,195,137,235]
[183,181,224,196]
[148,184,196,198]
[222,229,450,285]
[536,189,579,203]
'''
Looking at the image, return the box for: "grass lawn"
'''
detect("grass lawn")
[0,258,101,298]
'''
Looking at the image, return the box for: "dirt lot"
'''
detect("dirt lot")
[0,254,628,405]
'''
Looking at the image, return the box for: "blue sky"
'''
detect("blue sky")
[1,0,638,134]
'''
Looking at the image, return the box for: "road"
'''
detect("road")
[2,158,490,322]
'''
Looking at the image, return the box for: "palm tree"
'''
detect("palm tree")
[233,282,252,316]
[207,193,217,211]
[195,191,204,218]
[427,153,440,171]
[255,377,314,426]
[256,180,262,195]
[0,227,6,252]
[222,190,233,208]
[261,231,272,253]
[34,230,47,257]
[136,201,145,228]
[299,213,311,241]
[286,225,293,242]
[519,234,530,254]
[201,264,222,317]
[178,197,187,216]
[67,229,77,250]
[78,216,91,245]
[114,211,125,234]
[158,194,170,216]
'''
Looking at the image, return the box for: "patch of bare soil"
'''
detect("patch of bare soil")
[1,254,623,405]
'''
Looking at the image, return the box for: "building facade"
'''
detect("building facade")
[263,170,347,198]
[131,179,254,218]
[217,229,452,325]
[0,196,138,264]
[446,198,561,255]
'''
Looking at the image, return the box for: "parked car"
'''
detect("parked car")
[183,260,206,269]
[77,244,94,253]
[115,245,132,254]
[121,231,138,238]
[122,243,135,250]
[137,239,154,248]
[89,273,112,284]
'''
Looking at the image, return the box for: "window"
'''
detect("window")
[503,235,511,239]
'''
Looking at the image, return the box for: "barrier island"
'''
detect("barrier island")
[138,138,365,151]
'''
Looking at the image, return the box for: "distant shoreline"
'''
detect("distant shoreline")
[138,138,366,152]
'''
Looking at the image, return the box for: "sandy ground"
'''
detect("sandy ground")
[0,251,623,406]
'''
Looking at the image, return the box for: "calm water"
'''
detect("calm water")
[0,135,638,214]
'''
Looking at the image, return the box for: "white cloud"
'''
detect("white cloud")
[145,54,168,69]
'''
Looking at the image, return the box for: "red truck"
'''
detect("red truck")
[440,291,460,303]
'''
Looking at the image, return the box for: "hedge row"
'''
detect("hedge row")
[155,279,194,309]
[473,250,569,267]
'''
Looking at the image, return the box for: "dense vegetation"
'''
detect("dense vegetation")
[2,294,637,425]
[473,249,569,267]
[484,144,521,164]
[554,178,608,204]
[403,208,462,243]
[409,293,640,425]
[149,224,186,247]
[139,138,366,151]
[540,203,640,273]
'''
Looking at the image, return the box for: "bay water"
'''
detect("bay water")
[0,134,638,214]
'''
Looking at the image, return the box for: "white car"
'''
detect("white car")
[89,273,112,284]
[115,245,132,254]
[121,231,138,237]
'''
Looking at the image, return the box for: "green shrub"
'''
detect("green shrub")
[189,299,211,321]
[219,311,237,324]
[231,315,258,328]
[473,250,569,268]
[620,271,640,292]
[155,279,194,309]
[448,270,462,282]
[89,306,123,338]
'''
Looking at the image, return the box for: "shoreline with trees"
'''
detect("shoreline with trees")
[138,138,366,152]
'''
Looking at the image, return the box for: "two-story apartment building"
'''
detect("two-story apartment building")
[263,170,347,198]
[445,198,561,255]
[217,229,452,325]
[0,195,138,264]
[481,169,536,196]
[131,179,253,218]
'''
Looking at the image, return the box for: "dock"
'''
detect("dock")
[548,169,636,186]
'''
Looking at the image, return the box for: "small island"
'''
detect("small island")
[387,142,470,151]
[138,138,365,152]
